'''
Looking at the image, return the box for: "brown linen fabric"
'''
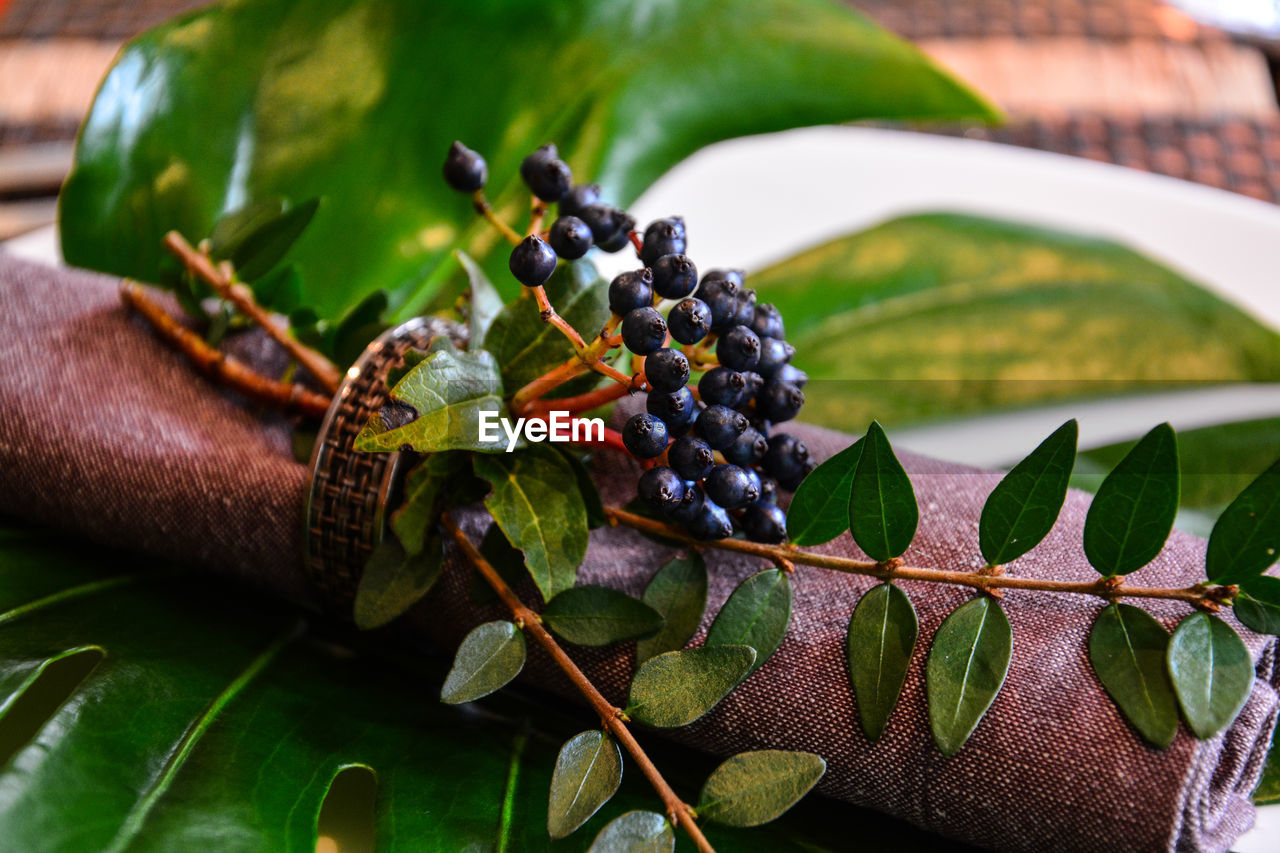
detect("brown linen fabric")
[0,253,1276,852]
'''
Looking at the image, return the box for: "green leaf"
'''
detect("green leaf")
[786,438,862,546]
[548,730,623,839]
[385,347,429,390]
[210,197,320,282]
[542,586,664,647]
[636,554,709,666]
[390,453,465,555]
[1166,613,1254,739]
[979,420,1077,566]
[848,421,918,562]
[1206,457,1280,585]
[61,0,996,324]
[1235,575,1280,636]
[557,447,607,530]
[251,263,303,314]
[352,536,443,630]
[440,620,527,705]
[626,646,756,729]
[705,570,792,677]
[696,750,826,828]
[1255,728,1280,805]
[846,583,918,741]
[1083,423,1180,577]
[926,596,1012,756]
[474,446,590,602]
[587,811,674,853]
[330,288,390,368]
[750,214,1280,427]
[456,249,503,352]
[1088,603,1180,748]
[354,340,506,454]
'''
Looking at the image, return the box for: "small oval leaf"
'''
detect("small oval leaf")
[636,554,709,665]
[1088,603,1179,748]
[1083,423,1180,576]
[440,620,526,705]
[626,646,756,728]
[705,569,792,676]
[547,730,623,839]
[1206,457,1280,585]
[786,438,863,545]
[1167,613,1255,739]
[846,583,918,741]
[979,419,1077,566]
[849,421,918,562]
[1235,575,1280,636]
[587,811,674,853]
[542,586,664,647]
[926,596,1012,756]
[696,750,826,827]
[353,536,444,630]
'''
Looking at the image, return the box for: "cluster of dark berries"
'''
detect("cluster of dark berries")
[444,141,815,544]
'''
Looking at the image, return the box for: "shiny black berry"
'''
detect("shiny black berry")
[548,216,593,260]
[647,386,697,435]
[621,307,667,355]
[667,481,705,523]
[699,269,744,295]
[559,183,601,218]
[716,324,760,372]
[756,337,794,377]
[698,367,747,407]
[705,464,760,510]
[775,363,808,388]
[645,347,690,392]
[696,404,748,450]
[750,303,785,340]
[723,428,767,466]
[669,436,715,481]
[608,269,654,316]
[757,380,804,423]
[651,254,698,299]
[639,466,685,512]
[622,413,669,459]
[598,217,637,252]
[687,497,733,540]
[509,235,557,287]
[579,204,633,248]
[742,502,788,543]
[763,433,812,484]
[730,290,758,329]
[443,141,487,192]
[520,143,572,202]
[640,218,687,267]
[667,298,711,345]
[741,371,765,401]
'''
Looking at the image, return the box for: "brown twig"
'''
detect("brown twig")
[163,231,343,394]
[441,513,715,853]
[528,380,635,418]
[120,282,331,419]
[530,284,587,350]
[604,506,1230,607]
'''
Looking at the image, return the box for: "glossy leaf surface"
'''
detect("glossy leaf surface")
[547,730,623,839]
[542,586,664,648]
[587,811,674,853]
[786,438,862,546]
[440,620,527,705]
[1205,457,1280,585]
[979,420,1077,566]
[925,597,1012,756]
[1167,613,1254,739]
[696,750,826,828]
[848,421,918,562]
[1088,603,1179,748]
[846,583,918,741]
[1235,575,1280,637]
[705,570,793,677]
[626,646,756,729]
[636,554,708,666]
[1083,423,1180,577]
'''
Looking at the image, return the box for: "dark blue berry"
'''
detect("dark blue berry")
[741,371,765,401]
[705,464,760,510]
[750,303,785,340]
[756,337,794,377]
[699,269,744,294]
[579,204,634,250]
[742,502,788,543]
[757,475,779,504]
[520,143,571,202]
[763,433,811,485]
[667,298,711,345]
[598,218,636,252]
[548,216,593,260]
[669,436,715,481]
[698,367,747,407]
[640,218,687,267]
[621,307,667,355]
[775,363,808,388]
[608,269,654,316]
[757,380,804,423]
[716,324,760,372]
[443,141,486,192]
[731,291,758,329]
[687,497,733,540]
[650,254,698,299]
[743,466,762,498]
[508,235,557,287]
[558,183,600,218]
[723,428,767,466]
[779,458,815,491]
[639,466,685,512]
[696,404,748,450]
[647,386,697,435]
[667,482,705,523]
[645,347,690,392]
[622,413,669,459]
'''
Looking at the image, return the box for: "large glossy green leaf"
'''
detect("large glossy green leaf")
[1235,575,1280,636]
[1166,614,1254,739]
[1083,423,1180,577]
[209,197,320,283]
[979,420,1077,566]
[625,646,756,729]
[846,583,918,741]
[848,422,918,562]
[925,597,1012,756]
[1205,458,1280,586]
[547,730,623,839]
[354,340,506,454]
[636,554,708,666]
[705,570,793,677]
[542,586,664,648]
[587,811,674,853]
[60,0,995,324]
[786,438,862,546]
[696,750,826,828]
[1088,603,1179,748]
[440,620,527,705]
[474,446,590,602]
[353,536,444,630]
[749,215,1280,427]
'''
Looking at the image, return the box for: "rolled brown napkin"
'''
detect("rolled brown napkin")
[0,254,1275,852]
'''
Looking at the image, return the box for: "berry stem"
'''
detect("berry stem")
[529,284,588,351]
[603,506,1233,607]
[440,513,716,853]
[527,380,635,418]
[528,195,547,239]
[510,356,593,412]
[471,190,523,246]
